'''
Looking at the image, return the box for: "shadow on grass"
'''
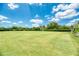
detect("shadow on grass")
[0,52,3,56]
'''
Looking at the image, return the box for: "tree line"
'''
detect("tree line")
[0,22,71,32]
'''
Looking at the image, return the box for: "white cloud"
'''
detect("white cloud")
[30,19,43,24]
[66,19,79,26]
[1,20,11,23]
[66,22,74,26]
[52,3,79,12]
[35,14,40,18]
[12,21,23,25]
[13,22,17,25]
[55,9,79,19]
[30,18,43,27]
[18,21,23,23]
[28,3,34,5]
[52,4,68,12]
[44,15,49,18]
[44,15,52,19]
[32,23,40,27]
[50,9,79,22]
[51,3,79,23]
[49,18,60,22]
[75,19,79,21]
[1,21,6,23]
[70,19,76,23]
[52,4,64,12]
[28,3,43,6]
[39,3,43,6]
[25,24,28,27]
[68,3,79,9]
[0,15,8,21]
[71,18,79,23]
[8,3,19,10]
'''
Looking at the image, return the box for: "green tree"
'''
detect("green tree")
[47,22,59,30]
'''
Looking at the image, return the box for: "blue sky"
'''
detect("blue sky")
[0,3,79,28]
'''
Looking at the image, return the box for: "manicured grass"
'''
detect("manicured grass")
[0,31,78,56]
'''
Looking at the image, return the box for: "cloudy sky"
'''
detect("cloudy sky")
[0,3,79,28]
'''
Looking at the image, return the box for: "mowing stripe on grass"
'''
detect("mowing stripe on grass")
[0,31,77,56]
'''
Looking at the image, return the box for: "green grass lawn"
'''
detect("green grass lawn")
[0,31,78,56]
